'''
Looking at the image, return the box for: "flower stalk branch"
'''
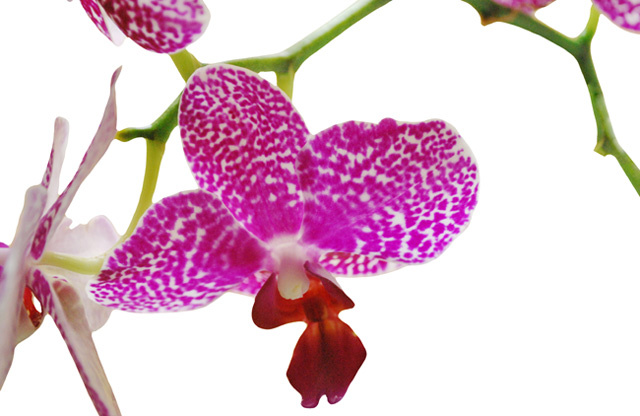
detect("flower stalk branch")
[461,0,640,196]
[121,139,166,242]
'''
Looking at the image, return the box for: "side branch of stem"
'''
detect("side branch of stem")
[461,0,640,195]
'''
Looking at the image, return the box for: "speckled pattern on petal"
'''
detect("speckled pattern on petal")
[89,190,270,312]
[79,0,125,45]
[180,64,309,242]
[41,118,69,206]
[29,270,121,416]
[318,252,403,277]
[593,0,640,32]
[98,0,210,53]
[31,68,120,260]
[298,119,478,264]
[492,0,554,13]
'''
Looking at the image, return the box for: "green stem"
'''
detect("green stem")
[276,67,296,99]
[116,94,180,143]
[38,252,104,275]
[170,49,202,82]
[461,0,640,196]
[227,0,392,73]
[117,0,390,147]
[121,139,166,242]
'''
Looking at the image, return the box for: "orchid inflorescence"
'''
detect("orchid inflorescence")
[1,0,639,414]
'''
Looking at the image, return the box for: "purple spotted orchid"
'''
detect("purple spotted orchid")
[491,0,554,13]
[89,64,479,407]
[591,0,640,32]
[0,70,121,415]
[493,0,640,33]
[77,0,210,53]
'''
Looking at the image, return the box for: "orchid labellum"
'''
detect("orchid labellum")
[89,64,479,407]
[0,69,122,416]
[77,0,210,53]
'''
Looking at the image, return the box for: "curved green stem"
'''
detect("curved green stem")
[170,49,202,82]
[116,0,391,148]
[116,94,180,143]
[461,0,640,196]
[227,0,392,77]
[121,139,166,242]
[38,252,104,275]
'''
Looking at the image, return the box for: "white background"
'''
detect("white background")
[2,0,640,415]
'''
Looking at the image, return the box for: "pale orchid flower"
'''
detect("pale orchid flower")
[0,69,122,415]
[77,0,210,53]
[89,64,479,407]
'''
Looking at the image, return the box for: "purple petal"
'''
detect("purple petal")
[0,186,47,390]
[89,190,270,312]
[318,252,403,277]
[233,270,271,296]
[491,0,554,13]
[29,269,121,416]
[180,64,309,242]
[41,117,69,207]
[98,0,210,53]
[79,0,126,46]
[31,68,120,260]
[593,0,640,32]
[298,119,478,264]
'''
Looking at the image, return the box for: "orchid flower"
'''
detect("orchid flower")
[0,69,122,415]
[491,0,554,13]
[89,64,479,407]
[77,0,210,53]
[591,0,640,32]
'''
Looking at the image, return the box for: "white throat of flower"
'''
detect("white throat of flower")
[270,239,311,300]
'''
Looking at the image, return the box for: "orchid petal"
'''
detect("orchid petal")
[44,216,120,331]
[232,269,271,296]
[89,190,270,312]
[592,0,640,32]
[318,252,403,277]
[98,0,210,53]
[29,269,121,416]
[492,0,554,13]
[31,67,120,260]
[79,0,126,46]
[47,216,119,258]
[0,185,47,390]
[41,117,69,208]
[252,263,364,408]
[180,64,309,242]
[298,119,478,264]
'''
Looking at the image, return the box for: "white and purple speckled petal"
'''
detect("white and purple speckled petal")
[41,117,69,208]
[79,0,126,46]
[492,0,554,13]
[0,186,47,390]
[89,190,270,312]
[298,119,478,265]
[31,68,120,260]
[180,64,309,242]
[593,0,640,32]
[98,0,210,53]
[29,269,121,416]
[318,252,403,277]
[232,270,271,296]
